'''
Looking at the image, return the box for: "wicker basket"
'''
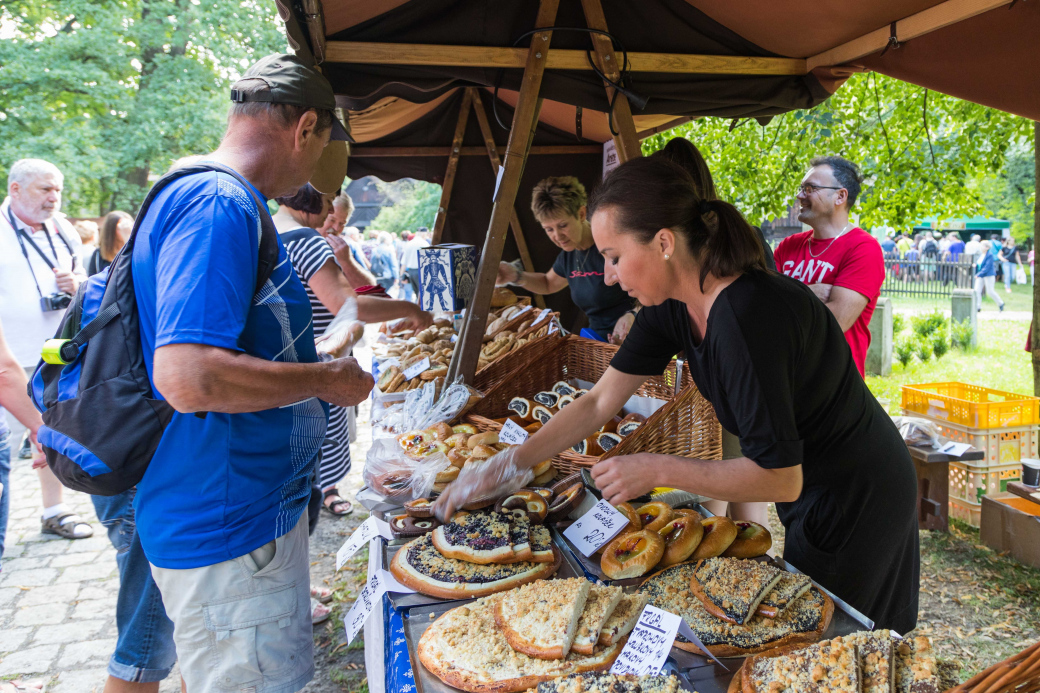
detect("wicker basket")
[946,641,1040,693]
[466,335,721,474]
[473,322,564,393]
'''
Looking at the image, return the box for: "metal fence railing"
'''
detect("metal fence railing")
[881,257,975,298]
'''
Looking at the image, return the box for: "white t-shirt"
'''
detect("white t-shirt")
[0,198,85,367]
[402,236,429,270]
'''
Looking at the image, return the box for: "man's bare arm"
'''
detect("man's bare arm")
[811,284,869,332]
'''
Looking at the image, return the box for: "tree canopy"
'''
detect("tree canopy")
[642,72,1035,237]
[0,0,286,216]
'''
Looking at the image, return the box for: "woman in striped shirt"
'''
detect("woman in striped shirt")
[273,184,432,516]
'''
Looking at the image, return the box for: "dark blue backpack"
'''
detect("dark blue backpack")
[29,163,279,495]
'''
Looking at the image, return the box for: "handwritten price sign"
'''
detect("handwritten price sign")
[563,498,629,556]
[499,419,529,446]
[336,516,393,571]
[611,605,681,676]
[344,572,386,645]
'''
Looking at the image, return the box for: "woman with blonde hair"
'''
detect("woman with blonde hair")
[496,176,637,342]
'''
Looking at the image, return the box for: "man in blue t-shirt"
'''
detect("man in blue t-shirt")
[132,54,372,693]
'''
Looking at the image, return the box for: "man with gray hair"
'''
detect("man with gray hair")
[130,54,372,691]
[0,158,94,541]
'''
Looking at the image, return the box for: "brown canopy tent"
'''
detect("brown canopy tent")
[273,0,1040,382]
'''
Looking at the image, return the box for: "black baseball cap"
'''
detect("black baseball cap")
[231,53,351,194]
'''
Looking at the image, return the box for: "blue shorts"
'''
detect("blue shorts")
[92,489,177,682]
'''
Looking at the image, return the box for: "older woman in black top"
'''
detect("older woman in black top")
[496,176,637,342]
[439,156,919,633]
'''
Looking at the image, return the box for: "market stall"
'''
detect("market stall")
[269,2,1040,692]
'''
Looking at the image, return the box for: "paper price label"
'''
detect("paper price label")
[336,516,393,571]
[403,356,431,381]
[611,605,682,676]
[499,419,529,446]
[533,308,551,326]
[562,499,629,556]
[380,569,417,594]
[344,572,386,645]
[450,334,458,343]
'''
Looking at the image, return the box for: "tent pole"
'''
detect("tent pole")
[581,0,642,163]
[1033,120,1039,396]
[469,88,546,309]
[448,0,560,384]
[431,89,474,245]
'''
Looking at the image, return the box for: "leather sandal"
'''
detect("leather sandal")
[41,512,94,540]
[322,493,353,517]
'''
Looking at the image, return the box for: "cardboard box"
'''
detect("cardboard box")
[418,244,477,312]
[980,493,1040,569]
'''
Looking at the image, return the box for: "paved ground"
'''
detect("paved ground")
[0,336,378,692]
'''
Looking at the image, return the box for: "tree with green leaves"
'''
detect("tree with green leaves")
[369,179,441,235]
[0,0,286,216]
[642,72,1034,232]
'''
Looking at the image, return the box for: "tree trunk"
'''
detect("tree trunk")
[1033,121,1040,395]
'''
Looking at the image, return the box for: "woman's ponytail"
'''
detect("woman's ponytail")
[588,157,766,290]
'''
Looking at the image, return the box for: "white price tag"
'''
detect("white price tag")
[499,419,529,446]
[563,499,629,556]
[344,572,387,645]
[380,569,417,594]
[336,517,393,571]
[610,605,682,676]
[402,356,431,381]
[940,441,971,457]
[450,334,458,343]
[533,308,551,326]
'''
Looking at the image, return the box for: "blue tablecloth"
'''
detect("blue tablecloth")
[384,595,416,693]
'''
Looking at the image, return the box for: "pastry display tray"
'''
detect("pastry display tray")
[552,501,713,586]
[399,569,872,693]
[381,537,587,612]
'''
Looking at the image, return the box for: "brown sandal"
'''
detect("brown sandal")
[41,512,94,540]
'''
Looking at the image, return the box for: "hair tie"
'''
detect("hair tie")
[698,199,712,216]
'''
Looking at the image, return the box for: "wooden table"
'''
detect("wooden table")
[907,444,985,532]
[1007,481,1040,506]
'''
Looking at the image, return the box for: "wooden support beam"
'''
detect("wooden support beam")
[581,0,642,163]
[324,41,807,76]
[297,0,328,63]
[807,0,1012,70]
[468,88,546,310]
[448,0,560,385]
[637,116,697,140]
[431,89,473,245]
[349,145,603,157]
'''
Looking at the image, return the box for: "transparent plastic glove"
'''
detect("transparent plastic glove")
[316,297,364,359]
[433,446,534,523]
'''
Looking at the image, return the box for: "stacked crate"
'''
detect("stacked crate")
[901,382,1040,526]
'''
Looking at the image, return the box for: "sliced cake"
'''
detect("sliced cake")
[894,636,942,693]
[571,584,624,655]
[529,525,556,563]
[692,557,783,625]
[846,631,896,693]
[744,635,862,693]
[534,672,682,693]
[597,592,648,647]
[756,571,814,618]
[493,578,592,660]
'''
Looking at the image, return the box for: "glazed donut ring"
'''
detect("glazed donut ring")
[596,501,642,554]
[635,502,674,533]
[389,514,441,539]
[600,530,666,580]
[690,516,739,560]
[721,520,772,558]
[656,516,705,568]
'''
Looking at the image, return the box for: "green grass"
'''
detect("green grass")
[884,281,1035,314]
[867,319,1033,413]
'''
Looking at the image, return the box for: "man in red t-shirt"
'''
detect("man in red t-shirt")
[774,156,884,377]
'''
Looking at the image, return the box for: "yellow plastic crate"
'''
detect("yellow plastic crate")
[950,497,984,527]
[901,382,1039,429]
[949,460,1022,507]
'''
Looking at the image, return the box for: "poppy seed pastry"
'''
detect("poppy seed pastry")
[691,557,783,625]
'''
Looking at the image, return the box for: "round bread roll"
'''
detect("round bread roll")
[444,432,469,449]
[656,515,705,568]
[427,422,453,441]
[532,467,556,487]
[720,521,772,558]
[469,444,498,460]
[532,459,553,477]
[600,530,665,579]
[467,431,499,449]
[447,447,471,468]
[690,516,739,560]
[635,502,674,533]
[434,466,460,484]
[673,508,703,520]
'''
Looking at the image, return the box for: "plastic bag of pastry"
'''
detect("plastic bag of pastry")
[363,438,419,501]
[412,377,484,430]
[433,446,533,522]
[409,450,455,499]
[892,416,942,449]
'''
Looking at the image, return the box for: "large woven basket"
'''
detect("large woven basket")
[466,335,721,474]
[947,641,1040,693]
[473,317,564,393]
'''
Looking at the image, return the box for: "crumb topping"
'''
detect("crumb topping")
[693,558,783,624]
[405,534,543,584]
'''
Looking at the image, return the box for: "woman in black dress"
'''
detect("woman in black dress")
[438,156,919,633]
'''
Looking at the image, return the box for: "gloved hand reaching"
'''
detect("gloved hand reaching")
[433,446,533,523]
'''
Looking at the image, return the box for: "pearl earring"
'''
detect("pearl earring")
[663,254,670,260]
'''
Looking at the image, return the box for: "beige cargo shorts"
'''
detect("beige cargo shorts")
[150,514,313,693]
